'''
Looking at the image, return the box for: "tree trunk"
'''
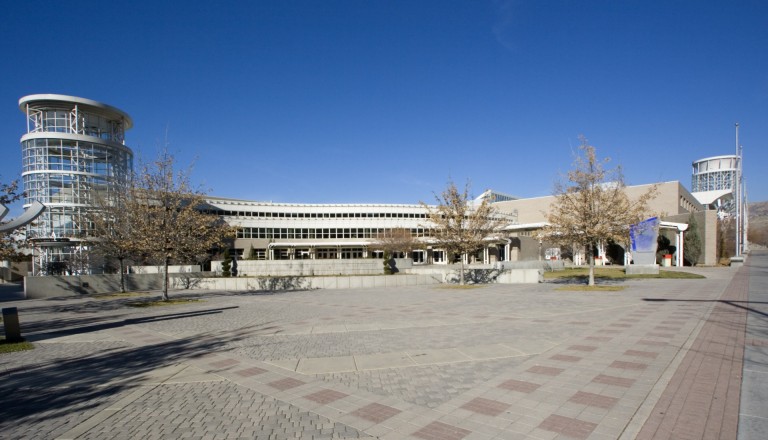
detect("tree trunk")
[587,243,595,286]
[459,256,465,285]
[162,255,170,301]
[118,257,126,293]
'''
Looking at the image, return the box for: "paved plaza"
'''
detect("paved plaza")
[1,252,766,439]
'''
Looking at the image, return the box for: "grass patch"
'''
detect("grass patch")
[628,271,705,279]
[544,267,705,281]
[92,292,151,299]
[126,298,202,308]
[0,339,35,354]
[545,268,627,280]
[556,285,628,292]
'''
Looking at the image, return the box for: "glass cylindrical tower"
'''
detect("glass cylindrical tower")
[691,155,739,193]
[19,94,133,275]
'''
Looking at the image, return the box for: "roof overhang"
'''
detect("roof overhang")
[691,190,733,206]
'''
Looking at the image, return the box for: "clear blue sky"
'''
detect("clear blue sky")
[1,0,766,212]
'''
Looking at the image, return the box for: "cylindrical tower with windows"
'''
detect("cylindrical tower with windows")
[19,94,133,275]
[691,155,739,193]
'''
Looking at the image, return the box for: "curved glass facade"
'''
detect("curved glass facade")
[19,95,133,275]
[691,155,738,193]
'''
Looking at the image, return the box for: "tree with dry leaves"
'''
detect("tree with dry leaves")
[130,152,235,300]
[369,228,420,258]
[421,180,505,285]
[540,138,657,285]
[86,179,142,293]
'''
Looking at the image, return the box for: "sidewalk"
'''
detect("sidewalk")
[0,256,762,439]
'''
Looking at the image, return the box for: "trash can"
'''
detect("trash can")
[662,254,672,267]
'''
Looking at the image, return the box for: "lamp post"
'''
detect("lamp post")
[735,123,742,257]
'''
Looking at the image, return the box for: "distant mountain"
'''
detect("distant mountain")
[750,201,768,225]
[749,201,768,247]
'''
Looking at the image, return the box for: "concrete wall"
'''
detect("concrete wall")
[24,261,542,298]
[192,274,441,291]
[23,272,440,299]
[1,261,31,282]
[212,258,412,276]
[496,270,543,284]
[25,273,166,298]
[406,265,542,284]
[130,265,201,274]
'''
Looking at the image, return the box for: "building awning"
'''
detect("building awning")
[502,222,549,231]
[691,190,732,205]
[660,221,688,232]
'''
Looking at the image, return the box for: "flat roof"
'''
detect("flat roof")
[19,94,133,129]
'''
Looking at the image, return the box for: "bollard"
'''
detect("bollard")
[2,307,22,342]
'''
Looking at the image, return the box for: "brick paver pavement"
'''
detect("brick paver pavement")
[0,256,761,440]
[634,264,749,440]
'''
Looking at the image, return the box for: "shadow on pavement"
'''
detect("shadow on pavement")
[0,320,263,432]
[643,298,768,319]
[24,306,240,341]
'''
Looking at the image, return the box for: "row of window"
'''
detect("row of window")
[214,209,429,219]
[237,248,435,261]
[22,139,131,176]
[691,171,735,192]
[237,227,434,239]
[27,109,126,142]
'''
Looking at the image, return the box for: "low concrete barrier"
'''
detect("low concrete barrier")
[129,265,201,274]
[25,273,166,298]
[24,272,443,298]
[407,265,542,284]
[24,262,541,299]
[212,258,413,276]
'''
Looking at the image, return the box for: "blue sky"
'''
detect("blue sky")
[1,0,766,213]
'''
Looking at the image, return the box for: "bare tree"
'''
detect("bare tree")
[131,151,235,300]
[421,180,505,285]
[540,138,657,285]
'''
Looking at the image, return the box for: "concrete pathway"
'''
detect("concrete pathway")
[0,256,763,439]
[739,251,768,439]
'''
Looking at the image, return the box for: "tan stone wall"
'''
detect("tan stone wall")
[495,181,703,222]
[494,181,714,264]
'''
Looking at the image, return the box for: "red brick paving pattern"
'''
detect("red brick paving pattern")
[413,421,471,440]
[636,267,748,440]
[569,391,619,409]
[637,339,668,346]
[460,397,510,416]
[586,336,612,342]
[303,389,348,404]
[538,414,597,439]
[550,354,582,362]
[268,377,305,391]
[209,358,240,368]
[498,379,541,393]
[350,402,401,423]
[610,360,648,370]
[624,349,659,359]
[526,365,564,376]
[592,374,636,388]
[234,366,267,377]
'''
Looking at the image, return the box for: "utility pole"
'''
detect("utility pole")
[734,123,741,257]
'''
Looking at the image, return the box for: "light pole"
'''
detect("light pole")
[735,123,741,257]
